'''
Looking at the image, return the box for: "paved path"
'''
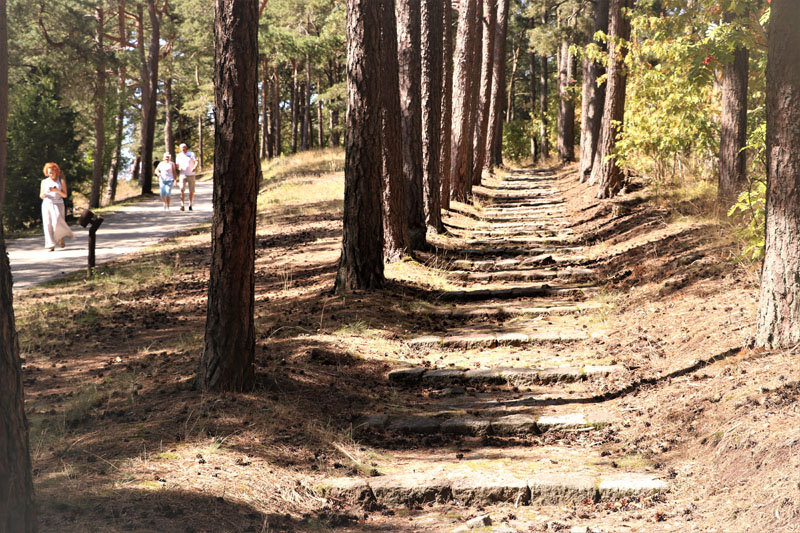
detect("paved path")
[7,180,213,292]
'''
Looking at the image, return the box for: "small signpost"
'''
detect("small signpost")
[78,209,104,277]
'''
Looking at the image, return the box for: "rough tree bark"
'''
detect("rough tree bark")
[272,65,281,156]
[450,0,479,202]
[718,42,749,203]
[472,0,496,186]
[197,0,259,391]
[755,1,800,349]
[538,51,549,162]
[104,62,126,206]
[291,59,298,153]
[486,0,509,169]
[378,0,408,262]
[398,0,426,249]
[439,1,454,209]
[164,73,174,158]
[421,0,443,231]
[138,1,159,195]
[90,5,106,208]
[579,0,609,181]
[466,0,483,187]
[1,0,36,523]
[556,39,575,162]
[591,0,630,198]
[335,0,384,292]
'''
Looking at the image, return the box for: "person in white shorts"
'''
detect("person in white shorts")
[176,143,198,211]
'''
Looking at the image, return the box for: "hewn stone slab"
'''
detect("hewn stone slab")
[528,472,597,504]
[388,417,442,434]
[450,475,530,505]
[441,417,492,436]
[387,367,426,384]
[490,414,539,436]
[421,368,466,384]
[597,474,669,499]
[536,413,589,431]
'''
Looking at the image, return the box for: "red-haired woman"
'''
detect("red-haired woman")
[39,162,72,251]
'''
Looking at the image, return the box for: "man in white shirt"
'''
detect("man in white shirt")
[175,143,199,211]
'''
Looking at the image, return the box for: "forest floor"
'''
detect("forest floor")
[13,148,800,532]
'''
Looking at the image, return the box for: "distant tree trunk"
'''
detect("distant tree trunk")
[138,1,159,195]
[195,63,205,171]
[579,0,608,181]
[755,1,800,349]
[466,0,483,187]
[131,152,141,184]
[486,0,509,169]
[529,45,537,160]
[304,55,312,148]
[1,0,35,522]
[335,0,384,291]
[198,0,258,391]
[398,0,426,249]
[317,74,324,148]
[299,80,308,150]
[379,0,408,261]
[472,0,496,186]
[0,0,5,206]
[538,52,549,162]
[260,57,269,160]
[291,59,298,153]
[718,45,749,203]
[557,39,575,162]
[505,34,520,123]
[450,0,479,202]
[592,0,631,198]
[421,0,443,231]
[164,74,174,159]
[104,63,126,205]
[90,5,106,208]
[439,1,454,209]
[273,65,281,156]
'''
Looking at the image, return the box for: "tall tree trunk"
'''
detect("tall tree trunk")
[0,0,5,206]
[529,46,537,161]
[299,80,308,150]
[718,45,749,203]
[138,1,159,195]
[260,57,269,160]
[304,56,312,148]
[195,63,204,171]
[486,0,509,169]
[1,0,35,523]
[90,5,106,208]
[104,64,126,206]
[439,1,454,209]
[472,0,496,186]
[398,0,426,249]
[328,59,340,148]
[592,0,631,198]
[505,34,520,123]
[579,0,609,181]
[557,39,575,162]
[335,0,384,292]
[198,0,259,391]
[272,65,281,156]
[755,1,800,349]
[450,0,479,202]
[164,73,174,159]
[421,0,443,231]
[290,59,298,153]
[538,53,549,162]
[317,74,324,148]
[379,0,409,261]
[0,226,36,533]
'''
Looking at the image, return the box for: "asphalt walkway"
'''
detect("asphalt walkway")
[7,179,213,292]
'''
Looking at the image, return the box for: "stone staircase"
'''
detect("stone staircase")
[318,169,667,523]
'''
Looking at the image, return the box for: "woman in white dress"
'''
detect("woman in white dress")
[39,162,70,251]
[155,152,177,211]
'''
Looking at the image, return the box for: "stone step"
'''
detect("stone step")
[407,330,597,349]
[448,267,594,283]
[388,364,623,387]
[361,412,608,437]
[319,453,668,508]
[452,254,587,271]
[433,284,596,302]
[427,302,606,318]
[466,236,580,247]
[447,246,585,258]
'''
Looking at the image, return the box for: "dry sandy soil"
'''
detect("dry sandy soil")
[13,154,800,532]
